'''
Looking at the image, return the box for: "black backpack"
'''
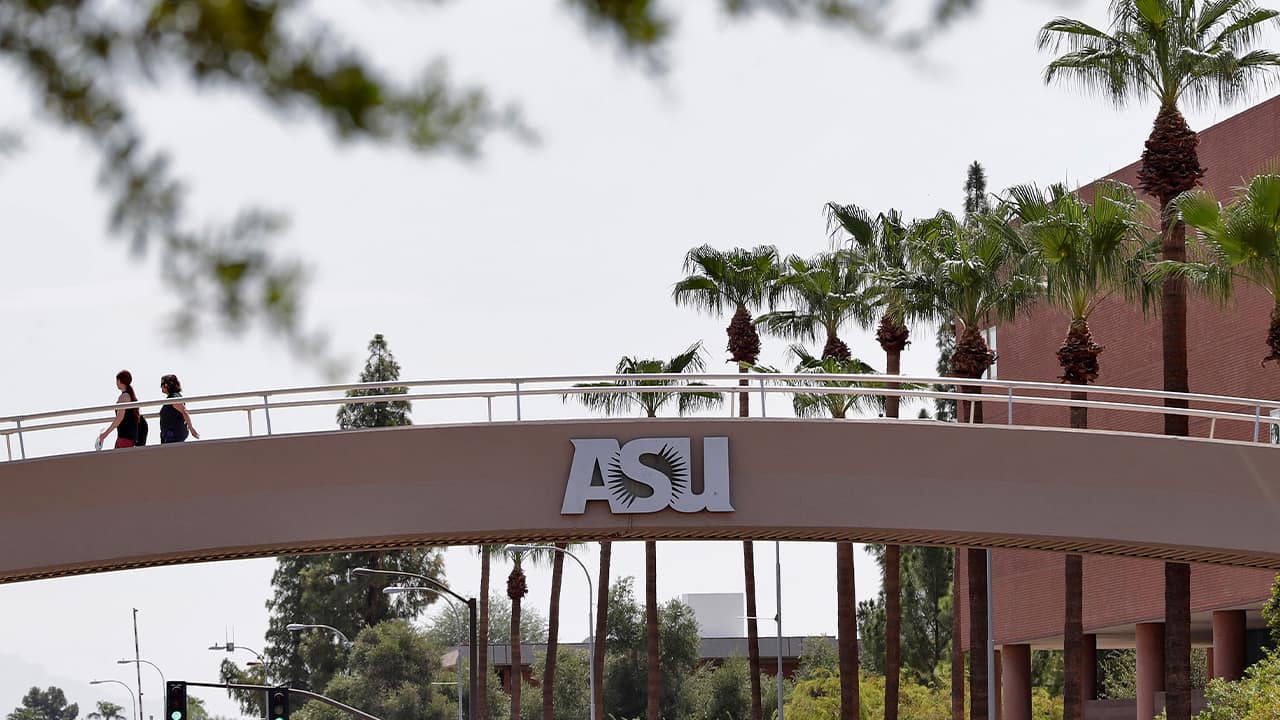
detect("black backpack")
[135,411,149,446]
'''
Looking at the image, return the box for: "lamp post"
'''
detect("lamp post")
[503,544,596,720]
[385,585,466,720]
[285,624,351,645]
[208,643,264,661]
[116,658,165,718]
[90,679,137,720]
[350,568,478,720]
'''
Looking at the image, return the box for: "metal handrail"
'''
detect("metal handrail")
[3,373,1278,462]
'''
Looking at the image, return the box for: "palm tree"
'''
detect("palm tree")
[673,244,782,720]
[826,203,932,720]
[593,541,610,720]
[566,342,723,418]
[756,252,878,362]
[87,702,125,720]
[542,541,589,720]
[1167,174,1280,365]
[763,346,879,419]
[566,345,724,720]
[1005,180,1155,429]
[645,539,660,720]
[508,550,528,718]
[475,544,502,720]
[893,209,1041,720]
[837,542,860,720]
[1005,180,1154,720]
[1039,15,1280,711]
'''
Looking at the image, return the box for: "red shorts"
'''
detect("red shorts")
[114,438,136,449]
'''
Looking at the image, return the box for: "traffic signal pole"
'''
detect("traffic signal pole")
[180,682,383,720]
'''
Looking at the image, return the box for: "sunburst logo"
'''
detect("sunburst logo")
[605,443,690,510]
[562,437,733,515]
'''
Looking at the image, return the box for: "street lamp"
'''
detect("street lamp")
[385,586,465,720]
[350,567,478,720]
[116,661,165,712]
[503,544,597,720]
[89,679,137,720]
[285,624,351,644]
[208,643,264,661]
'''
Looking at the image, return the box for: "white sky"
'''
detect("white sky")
[2,1,1276,718]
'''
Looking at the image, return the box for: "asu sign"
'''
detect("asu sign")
[561,437,734,514]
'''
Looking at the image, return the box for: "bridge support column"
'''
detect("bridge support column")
[1001,644,1031,720]
[1211,610,1246,681]
[1136,622,1165,720]
[1083,634,1098,701]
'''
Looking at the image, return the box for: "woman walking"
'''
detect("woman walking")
[159,374,199,444]
[98,370,143,449]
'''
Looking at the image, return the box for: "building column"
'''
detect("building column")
[1136,623,1165,720]
[1212,610,1247,681]
[1001,644,1031,720]
[1083,634,1098,701]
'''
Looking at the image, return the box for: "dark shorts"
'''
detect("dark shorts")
[114,438,135,449]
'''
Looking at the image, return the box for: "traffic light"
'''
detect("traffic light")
[268,686,290,720]
[165,682,187,720]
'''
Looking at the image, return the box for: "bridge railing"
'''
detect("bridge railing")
[2,373,1279,461]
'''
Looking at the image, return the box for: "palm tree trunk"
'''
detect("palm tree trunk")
[1266,303,1280,366]
[836,542,860,720]
[967,548,988,720]
[1064,554,1084,720]
[745,541,764,720]
[509,562,528,719]
[878,312,910,420]
[645,541,660,720]
[951,549,964,720]
[543,544,566,720]
[886,543,901,720]
[1058,318,1101,430]
[594,542,611,720]
[478,551,490,720]
[1165,562,1191,720]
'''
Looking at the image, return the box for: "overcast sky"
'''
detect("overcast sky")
[2,1,1276,719]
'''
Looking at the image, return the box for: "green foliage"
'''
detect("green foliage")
[683,655,752,720]
[1097,649,1136,699]
[565,342,723,417]
[1005,180,1156,321]
[515,649,590,720]
[86,702,125,720]
[298,620,452,720]
[601,577,702,720]
[761,347,881,420]
[673,245,783,318]
[964,162,991,218]
[1038,0,1280,111]
[756,252,878,351]
[933,322,957,421]
[1194,649,1280,720]
[336,334,412,429]
[859,545,954,687]
[1265,574,1280,644]
[1032,650,1064,696]
[427,592,547,647]
[797,636,840,680]
[1172,175,1280,300]
[7,688,77,720]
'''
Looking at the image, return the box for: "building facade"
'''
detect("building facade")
[957,95,1280,720]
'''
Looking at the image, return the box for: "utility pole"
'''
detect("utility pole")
[132,609,144,720]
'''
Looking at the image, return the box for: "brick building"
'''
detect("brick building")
[956,95,1280,720]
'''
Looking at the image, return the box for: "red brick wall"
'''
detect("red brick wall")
[960,95,1280,646]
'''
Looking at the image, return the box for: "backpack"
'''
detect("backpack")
[135,411,149,446]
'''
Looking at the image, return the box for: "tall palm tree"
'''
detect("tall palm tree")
[756,252,878,362]
[764,346,879,419]
[1005,180,1154,720]
[566,346,724,720]
[508,551,528,719]
[673,244,782,720]
[837,542,860,720]
[893,209,1042,720]
[645,540,660,720]
[566,342,723,418]
[475,544,502,720]
[1039,12,1280,713]
[593,541,610,720]
[1167,174,1280,364]
[542,541,589,720]
[826,203,932,720]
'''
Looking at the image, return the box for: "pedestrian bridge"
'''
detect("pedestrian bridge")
[2,374,1279,584]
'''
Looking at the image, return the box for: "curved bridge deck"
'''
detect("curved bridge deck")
[3,417,1279,584]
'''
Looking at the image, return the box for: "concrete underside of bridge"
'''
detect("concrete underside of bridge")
[2,418,1279,584]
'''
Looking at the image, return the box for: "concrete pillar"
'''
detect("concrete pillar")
[1137,623,1165,720]
[1212,610,1247,681]
[1001,644,1032,720]
[1083,634,1098,701]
